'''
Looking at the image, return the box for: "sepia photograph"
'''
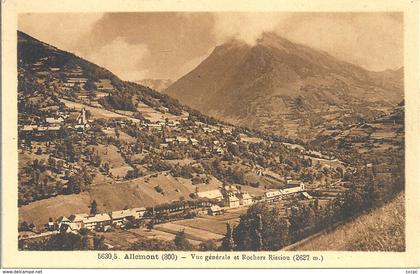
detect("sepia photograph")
[1,0,420,270]
[15,11,405,252]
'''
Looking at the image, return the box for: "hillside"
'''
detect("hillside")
[284,192,405,251]
[165,32,403,139]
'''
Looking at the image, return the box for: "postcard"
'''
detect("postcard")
[1,0,419,269]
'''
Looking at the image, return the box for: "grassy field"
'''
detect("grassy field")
[88,144,133,178]
[154,222,225,242]
[285,192,405,251]
[102,128,136,143]
[59,98,140,122]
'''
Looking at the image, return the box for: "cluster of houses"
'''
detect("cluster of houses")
[37,182,312,235]
[19,107,90,137]
[264,182,312,203]
[196,185,255,216]
[47,207,147,234]
[197,182,311,215]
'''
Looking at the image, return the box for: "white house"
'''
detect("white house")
[56,216,71,230]
[69,213,89,230]
[224,193,240,208]
[111,209,136,226]
[82,213,111,230]
[132,207,147,219]
[264,190,282,203]
[281,183,305,196]
[238,192,253,206]
[46,117,64,125]
[208,205,223,216]
[176,136,189,144]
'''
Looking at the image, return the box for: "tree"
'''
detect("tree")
[253,214,263,251]
[89,200,98,215]
[93,234,107,250]
[199,240,218,251]
[84,79,97,91]
[234,204,290,251]
[102,163,110,175]
[38,232,88,250]
[174,230,193,251]
[66,175,81,194]
[221,223,235,251]
[146,219,154,231]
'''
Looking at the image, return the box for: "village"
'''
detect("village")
[17,90,349,248]
[19,180,313,244]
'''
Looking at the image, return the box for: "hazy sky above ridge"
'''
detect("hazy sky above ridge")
[19,12,403,81]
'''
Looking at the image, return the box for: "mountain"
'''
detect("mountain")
[135,78,173,92]
[165,32,404,139]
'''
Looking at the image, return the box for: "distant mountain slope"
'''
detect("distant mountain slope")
[165,32,403,139]
[135,78,173,92]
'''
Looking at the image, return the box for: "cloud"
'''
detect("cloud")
[212,12,292,45]
[211,12,403,71]
[86,37,150,81]
[19,13,104,55]
[276,13,403,71]
[19,12,403,80]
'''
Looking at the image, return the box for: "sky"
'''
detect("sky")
[19,12,403,81]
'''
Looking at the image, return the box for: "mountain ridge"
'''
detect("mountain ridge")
[165,32,403,139]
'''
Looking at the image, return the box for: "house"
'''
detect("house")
[111,209,136,226]
[56,216,71,230]
[68,213,89,230]
[264,190,282,203]
[63,222,79,234]
[110,207,146,226]
[146,123,162,131]
[165,138,175,143]
[82,213,112,230]
[189,138,199,146]
[67,77,88,84]
[176,136,189,144]
[20,125,38,132]
[132,207,147,219]
[222,127,233,134]
[301,192,313,199]
[214,147,224,155]
[237,192,253,206]
[281,182,305,196]
[224,193,240,208]
[46,220,56,231]
[46,117,64,125]
[208,205,223,216]
[196,189,223,201]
